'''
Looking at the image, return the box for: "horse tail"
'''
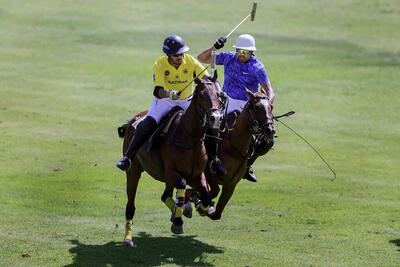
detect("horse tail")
[117,123,130,138]
[117,110,149,139]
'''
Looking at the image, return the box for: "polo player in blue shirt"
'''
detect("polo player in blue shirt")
[197,34,276,182]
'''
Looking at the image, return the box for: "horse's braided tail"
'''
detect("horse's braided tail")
[118,117,136,138]
[117,123,129,138]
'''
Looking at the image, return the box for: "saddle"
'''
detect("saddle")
[146,106,184,151]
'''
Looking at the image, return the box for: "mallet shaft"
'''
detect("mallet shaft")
[225,2,258,39]
[226,13,251,39]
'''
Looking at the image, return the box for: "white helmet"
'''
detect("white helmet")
[233,34,256,51]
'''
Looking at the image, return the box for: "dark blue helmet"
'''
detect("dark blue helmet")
[163,35,189,55]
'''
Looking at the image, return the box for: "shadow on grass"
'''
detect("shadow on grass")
[389,239,400,252]
[65,232,224,266]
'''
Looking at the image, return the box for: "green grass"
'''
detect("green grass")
[1,0,399,266]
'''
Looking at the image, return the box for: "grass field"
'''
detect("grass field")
[1,0,399,266]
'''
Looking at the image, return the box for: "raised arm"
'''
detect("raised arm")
[260,81,275,104]
[197,37,226,64]
[197,46,216,64]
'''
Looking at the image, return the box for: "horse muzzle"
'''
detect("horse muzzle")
[206,110,223,129]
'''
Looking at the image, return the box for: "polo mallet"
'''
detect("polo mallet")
[225,2,258,39]
[176,65,210,97]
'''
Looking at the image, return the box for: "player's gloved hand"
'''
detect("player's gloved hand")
[213,37,226,49]
[168,90,180,100]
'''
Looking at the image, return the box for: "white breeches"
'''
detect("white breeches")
[226,96,247,114]
[146,97,191,124]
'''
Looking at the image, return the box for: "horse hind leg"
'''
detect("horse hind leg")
[122,161,142,247]
[196,185,214,216]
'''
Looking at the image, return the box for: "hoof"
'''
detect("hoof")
[171,223,184,234]
[121,239,134,247]
[183,201,193,218]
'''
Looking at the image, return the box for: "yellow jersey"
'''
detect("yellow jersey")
[153,54,209,100]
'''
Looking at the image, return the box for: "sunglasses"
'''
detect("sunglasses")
[236,49,251,55]
[171,53,183,58]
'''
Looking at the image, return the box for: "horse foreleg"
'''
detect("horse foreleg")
[123,161,142,247]
[170,174,186,234]
[161,187,175,212]
[194,173,213,216]
[208,183,237,221]
[207,174,220,200]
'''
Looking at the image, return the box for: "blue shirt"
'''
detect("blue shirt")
[216,51,269,101]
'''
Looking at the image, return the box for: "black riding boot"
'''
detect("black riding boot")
[242,134,275,182]
[243,166,258,182]
[205,128,227,176]
[116,116,157,171]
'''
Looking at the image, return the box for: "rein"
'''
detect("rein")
[273,110,337,181]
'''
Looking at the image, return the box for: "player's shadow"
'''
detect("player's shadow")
[389,239,400,252]
[65,232,224,266]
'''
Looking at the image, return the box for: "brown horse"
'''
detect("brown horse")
[118,73,225,246]
[197,88,275,220]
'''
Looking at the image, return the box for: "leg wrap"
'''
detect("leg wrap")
[197,186,211,216]
[174,188,185,218]
[124,219,133,240]
[161,191,175,212]
[200,186,212,208]
[175,175,186,189]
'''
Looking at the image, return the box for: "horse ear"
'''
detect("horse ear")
[261,87,267,95]
[211,70,218,82]
[245,88,254,99]
[194,77,202,84]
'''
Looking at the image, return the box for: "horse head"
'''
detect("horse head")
[193,70,225,129]
[244,88,275,139]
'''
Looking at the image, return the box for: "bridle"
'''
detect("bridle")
[191,80,227,128]
[244,95,274,134]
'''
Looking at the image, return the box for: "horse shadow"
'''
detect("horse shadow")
[65,232,224,267]
[389,239,400,252]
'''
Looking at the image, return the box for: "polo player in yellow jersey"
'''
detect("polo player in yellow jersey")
[116,35,227,176]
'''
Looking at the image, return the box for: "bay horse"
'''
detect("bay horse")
[193,88,275,220]
[117,73,225,246]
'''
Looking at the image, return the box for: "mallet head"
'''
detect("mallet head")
[251,2,257,21]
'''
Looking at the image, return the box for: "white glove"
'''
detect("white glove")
[168,90,180,100]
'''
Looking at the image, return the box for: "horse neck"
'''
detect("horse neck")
[228,110,253,148]
[180,101,205,138]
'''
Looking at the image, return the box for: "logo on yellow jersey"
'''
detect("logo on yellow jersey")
[164,70,170,76]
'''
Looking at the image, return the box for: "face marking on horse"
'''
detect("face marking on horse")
[260,99,271,121]
[193,75,223,129]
